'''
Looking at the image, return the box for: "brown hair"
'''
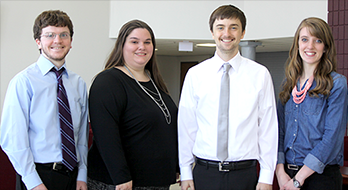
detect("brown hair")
[279,17,337,105]
[104,19,169,94]
[33,10,73,40]
[209,4,246,32]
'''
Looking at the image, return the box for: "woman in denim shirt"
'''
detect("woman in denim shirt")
[276,17,348,190]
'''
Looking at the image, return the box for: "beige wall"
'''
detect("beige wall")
[1,1,325,118]
[0,1,115,117]
[110,1,327,40]
[0,1,214,117]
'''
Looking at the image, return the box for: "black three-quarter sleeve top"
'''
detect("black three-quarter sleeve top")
[87,68,179,187]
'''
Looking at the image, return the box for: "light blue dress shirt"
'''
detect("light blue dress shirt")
[277,72,348,174]
[0,55,88,189]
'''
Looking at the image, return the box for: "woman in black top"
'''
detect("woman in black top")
[87,20,179,190]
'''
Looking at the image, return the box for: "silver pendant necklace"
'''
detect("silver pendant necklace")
[124,65,171,124]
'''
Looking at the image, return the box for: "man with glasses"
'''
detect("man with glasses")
[0,10,88,190]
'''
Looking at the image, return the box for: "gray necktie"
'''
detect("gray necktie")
[217,63,231,161]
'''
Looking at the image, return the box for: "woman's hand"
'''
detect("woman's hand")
[115,180,132,190]
[276,164,291,189]
[282,179,300,190]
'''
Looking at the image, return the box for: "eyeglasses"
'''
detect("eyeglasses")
[41,32,70,39]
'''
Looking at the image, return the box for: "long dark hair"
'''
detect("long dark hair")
[279,17,337,105]
[103,19,168,94]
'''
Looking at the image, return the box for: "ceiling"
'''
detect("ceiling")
[154,37,294,56]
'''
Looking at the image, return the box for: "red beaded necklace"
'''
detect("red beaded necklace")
[291,75,314,104]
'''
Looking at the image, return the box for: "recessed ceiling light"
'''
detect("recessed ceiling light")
[196,43,216,47]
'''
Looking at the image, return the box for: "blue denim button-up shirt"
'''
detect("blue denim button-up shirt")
[277,72,348,174]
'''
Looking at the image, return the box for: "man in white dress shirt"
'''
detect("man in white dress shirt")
[178,4,278,190]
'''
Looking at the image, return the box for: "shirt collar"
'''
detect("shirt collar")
[212,51,242,73]
[37,54,68,76]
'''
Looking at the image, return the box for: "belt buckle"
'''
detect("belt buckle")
[219,162,230,172]
[52,162,63,171]
[287,164,299,170]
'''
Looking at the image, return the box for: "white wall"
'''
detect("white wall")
[110,1,327,40]
[0,1,115,116]
[0,0,327,117]
[244,1,327,40]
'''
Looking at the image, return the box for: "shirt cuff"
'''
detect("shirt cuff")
[22,171,43,190]
[180,165,193,181]
[277,152,285,164]
[77,168,87,183]
[258,167,274,185]
[303,153,325,174]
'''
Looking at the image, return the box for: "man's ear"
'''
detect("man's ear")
[35,38,42,50]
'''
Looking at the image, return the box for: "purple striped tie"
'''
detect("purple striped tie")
[52,68,77,171]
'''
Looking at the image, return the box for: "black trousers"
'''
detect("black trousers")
[193,161,258,190]
[284,164,342,190]
[16,163,78,190]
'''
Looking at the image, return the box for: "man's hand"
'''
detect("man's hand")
[115,180,132,190]
[76,181,87,190]
[256,182,272,190]
[180,180,195,190]
[31,183,48,190]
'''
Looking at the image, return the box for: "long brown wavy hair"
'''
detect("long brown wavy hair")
[103,19,169,94]
[279,17,337,105]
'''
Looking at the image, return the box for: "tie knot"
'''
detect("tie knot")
[51,67,65,79]
[223,63,231,73]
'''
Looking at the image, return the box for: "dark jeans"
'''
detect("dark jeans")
[193,161,258,190]
[16,163,78,190]
[285,164,342,190]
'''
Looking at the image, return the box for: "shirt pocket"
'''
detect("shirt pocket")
[302,95,324,115]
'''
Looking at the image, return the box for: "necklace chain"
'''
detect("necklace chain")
[124,65,171,124]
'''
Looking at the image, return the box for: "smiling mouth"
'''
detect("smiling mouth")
[221,39,233,43]
[135,53,146,55]
[305,51,315,56]
[51,47,64,50]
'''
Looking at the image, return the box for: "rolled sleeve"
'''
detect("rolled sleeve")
[303,153,325,174]
[277,152,285,164]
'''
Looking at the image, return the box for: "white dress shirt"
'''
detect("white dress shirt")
[178,52,278,184]
[0,55,89,189]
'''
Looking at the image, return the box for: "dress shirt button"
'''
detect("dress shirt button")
[295,119,297,122]
[296,105,298,108]
[293,134,296,136]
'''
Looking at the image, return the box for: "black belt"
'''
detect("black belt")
[196,157,257,172]
[286,163,339,171]
[36,162,75,173]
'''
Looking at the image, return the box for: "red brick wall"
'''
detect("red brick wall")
[328,0,348,78]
